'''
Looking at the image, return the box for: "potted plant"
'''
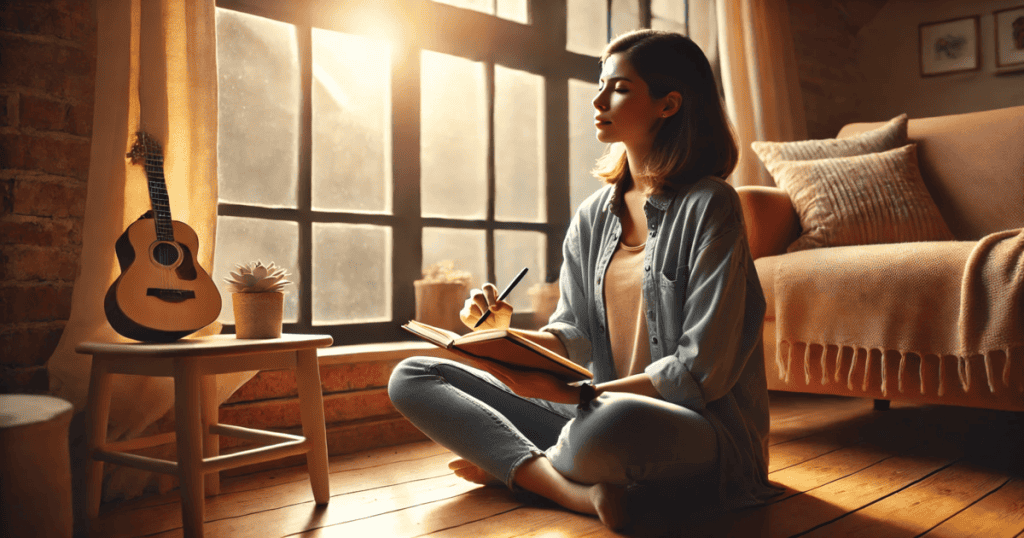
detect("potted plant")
[223,260,292,339]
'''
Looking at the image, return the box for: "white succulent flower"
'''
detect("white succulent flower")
[224,260,292,293]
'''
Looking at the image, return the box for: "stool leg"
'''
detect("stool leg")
[201,375,220,496]
[295,349,330,504]
[174,360,206,538]
[85,358,113,527]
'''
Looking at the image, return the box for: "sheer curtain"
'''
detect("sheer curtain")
[717,0,807,187]
[47,0,254,501]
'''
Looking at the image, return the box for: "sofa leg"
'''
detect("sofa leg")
[873,399,890,411]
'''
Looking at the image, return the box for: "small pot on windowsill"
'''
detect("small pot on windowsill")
[224,260,292,340]
[232,292,284,339]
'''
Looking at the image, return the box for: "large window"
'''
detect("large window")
[213,0,700,345]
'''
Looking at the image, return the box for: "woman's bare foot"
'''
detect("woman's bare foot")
[448,457,502,486]
[590,482,629,530]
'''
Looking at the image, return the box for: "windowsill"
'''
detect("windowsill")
[316,340,452,367]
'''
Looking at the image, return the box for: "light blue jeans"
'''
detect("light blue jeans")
[388,357,719,490]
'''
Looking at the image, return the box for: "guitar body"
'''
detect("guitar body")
[105,217,222,342]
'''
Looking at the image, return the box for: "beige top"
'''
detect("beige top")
[603,240,651,379]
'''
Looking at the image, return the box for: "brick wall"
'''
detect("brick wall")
[787,0,889,140]
[0,0,96,394]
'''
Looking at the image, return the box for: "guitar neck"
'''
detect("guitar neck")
[145,154,175,242]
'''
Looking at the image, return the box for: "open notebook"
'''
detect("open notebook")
[402,320,593,382]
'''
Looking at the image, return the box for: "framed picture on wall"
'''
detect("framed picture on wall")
[994,5,1024,70]
[919,16,980,76]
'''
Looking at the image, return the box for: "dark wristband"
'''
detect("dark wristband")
[577,382,597,411]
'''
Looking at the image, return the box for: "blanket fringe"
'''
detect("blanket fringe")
[776,341,1024,396]
[803,344,812,386]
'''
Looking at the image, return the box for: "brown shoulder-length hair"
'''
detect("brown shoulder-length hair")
[593,30,738,194]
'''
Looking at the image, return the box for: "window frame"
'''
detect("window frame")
[214,0,657,345]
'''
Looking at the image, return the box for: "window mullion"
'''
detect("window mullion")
[485,61,497,286]
[391,41,423,328]
[297,22,314,334]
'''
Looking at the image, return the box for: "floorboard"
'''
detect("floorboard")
[92,392,1024,538]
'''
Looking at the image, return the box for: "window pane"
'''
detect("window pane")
[432,0,528,23]
[422,228,487,290]
[611,0,640,38]
[568,79,606,216]
[495,65,545,223]
[213,216,300,324]
[652,0,687,35]
[494,230,545,312]
[420,51,488,219]
[312,223,392,324]
[688,0,717,62]
[497,0,528,24]
[566,0,607,56]
[215,9,299,208]
[311,30,391,214]
[433,0,493,14]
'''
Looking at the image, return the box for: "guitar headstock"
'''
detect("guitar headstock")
[126,131,162,164]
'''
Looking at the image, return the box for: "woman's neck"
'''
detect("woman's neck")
[624,142,654,193]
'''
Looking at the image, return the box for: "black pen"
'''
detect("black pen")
[474,267,529,328]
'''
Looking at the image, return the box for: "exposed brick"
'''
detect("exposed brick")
[226,359,402,403]
[11,177,88,217]
[68,99,93,137]
[0,365,50,394]
[0,1,62,38]
[0,35,93,97]
[0,134,91,181]
[1,284,74,324]
[0,93,11,127]
[219,388,396,432]
[321,360,402,393]
[0,324,65,366]
[0,179,12,214]
[0,216,74,246]
[0,246,78,281]
[20,94,69,132]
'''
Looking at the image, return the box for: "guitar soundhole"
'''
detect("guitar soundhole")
[152,242,180,267]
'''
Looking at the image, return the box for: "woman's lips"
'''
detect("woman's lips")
[595,120,611,128]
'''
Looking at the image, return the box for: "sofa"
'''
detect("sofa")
[736,105,1024,412]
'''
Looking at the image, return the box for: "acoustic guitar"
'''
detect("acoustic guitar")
[104,132,221,342]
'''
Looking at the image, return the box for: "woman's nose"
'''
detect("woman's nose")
[592,94,607,110]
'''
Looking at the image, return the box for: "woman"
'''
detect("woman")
[389,29,781,530]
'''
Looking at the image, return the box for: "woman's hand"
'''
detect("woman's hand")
[460,283,514,331]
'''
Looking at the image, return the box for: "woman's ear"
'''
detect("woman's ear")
[662,91,682,118]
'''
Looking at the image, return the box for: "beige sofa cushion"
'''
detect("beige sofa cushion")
[837,106,1024,240]
[751,114,907,177]
[769,144,954,252]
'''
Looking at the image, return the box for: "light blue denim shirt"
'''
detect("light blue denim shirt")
[542,174,783,509]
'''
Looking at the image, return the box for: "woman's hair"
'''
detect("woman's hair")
[592,30,738,194]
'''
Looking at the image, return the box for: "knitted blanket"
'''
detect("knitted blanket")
[770,228,1024,396]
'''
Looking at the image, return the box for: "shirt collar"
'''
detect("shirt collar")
[605,177,675,215]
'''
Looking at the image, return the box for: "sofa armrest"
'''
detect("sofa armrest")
[735,186,801,259]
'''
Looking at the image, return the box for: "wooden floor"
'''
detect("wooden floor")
[94,391,1024,537]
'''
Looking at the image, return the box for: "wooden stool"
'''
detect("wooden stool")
[0,394,75,538]
[77,333,333,538]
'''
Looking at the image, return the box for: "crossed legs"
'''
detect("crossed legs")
[388,357,717,529]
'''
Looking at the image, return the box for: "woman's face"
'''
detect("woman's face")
[592,53,671,147]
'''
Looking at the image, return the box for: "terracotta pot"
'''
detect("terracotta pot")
[232,292,284,339]
[414,280,469,333]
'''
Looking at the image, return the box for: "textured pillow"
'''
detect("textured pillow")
[772,144,954,252]
[751,114,908,177]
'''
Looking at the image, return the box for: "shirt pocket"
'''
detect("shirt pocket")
[657,266,688,335]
